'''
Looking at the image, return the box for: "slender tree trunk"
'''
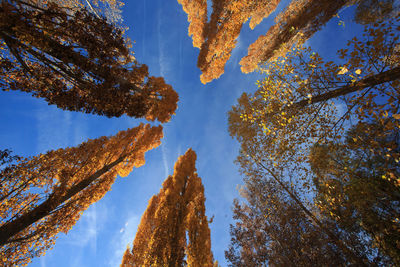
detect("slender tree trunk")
[258,161,370,266]
[293,66,400,107]
[270,66,400,118]
[0,155,126,247]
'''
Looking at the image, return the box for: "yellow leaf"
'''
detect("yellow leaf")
[337,66,348,75]
[393,114,400,120]
[355,69,362,75]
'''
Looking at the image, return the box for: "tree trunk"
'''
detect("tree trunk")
[286,66,400,113]
[258,161,370,266]
[0,155,126,246]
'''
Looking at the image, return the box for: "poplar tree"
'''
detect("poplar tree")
[0,124,163,266]
[196,0,280,84]
[229,16,400,197]
[177,0,208,48]
[0,0,178,122]
[178,0,281,84]
[120,149,214,267]
[240,0,350,73]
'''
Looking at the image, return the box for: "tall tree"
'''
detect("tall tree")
[0,124,163,266]
[120,149,214,267]
[196,0,280,84]
[177,0,208,48]
[229,16,400,195]
[239,0,351,73]
[0,0,178,122]
[310,122,400,265]
[228,15,400,266]
[225,174,375,266]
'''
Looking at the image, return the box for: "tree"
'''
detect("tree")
[177,0,208,48]
[120,149,214,267]
[0,124,163,266]
[0,0,178,122]
[196,0,280,84]
[229,16,400,195]
[225,175,372,266]
[228,15,400,266]
[239,0,351,73]
[310,122,400,265]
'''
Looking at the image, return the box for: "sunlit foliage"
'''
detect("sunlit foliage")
[0,124,163,266]
[0,0,178,122]
[229,16,400,192]
[196,0,281,84]
[121,149,214,267]
[177,0,208,48]
[228,14,399,267]
[240,0,350,73]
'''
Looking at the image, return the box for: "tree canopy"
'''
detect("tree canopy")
[227,12,399,267]
[121,149,214,267]
[0,0,178,122]
[310,122,400,265]
[0,124,163,266]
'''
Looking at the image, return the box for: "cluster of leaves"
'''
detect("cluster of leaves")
[121,149,215,267]
[227,13,400,266]
[0,0,178,122]
[196,0,281,84]
[177,0,208,48]
[0,124,163,266]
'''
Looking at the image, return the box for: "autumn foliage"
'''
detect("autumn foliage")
[196,0,281,84]
[177,0,208,48]
[178,0,281,83]
[179,0,382,82]
[0,0,178,122]
[0,124,163,266]
[310,123,400,265]
[227,13,400,266]
[240,0,350,73]
[121,149,214,267]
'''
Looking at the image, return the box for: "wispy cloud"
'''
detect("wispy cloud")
[66,203,98,251]
[109,214,140,266]
[36,106,89,154]
[229,35,243,67]
[36,107,72,153]
[157,7,169,77]
[161,143,169,178]
[40,257,46,267]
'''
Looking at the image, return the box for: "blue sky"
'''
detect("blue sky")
[0,1,366,266]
